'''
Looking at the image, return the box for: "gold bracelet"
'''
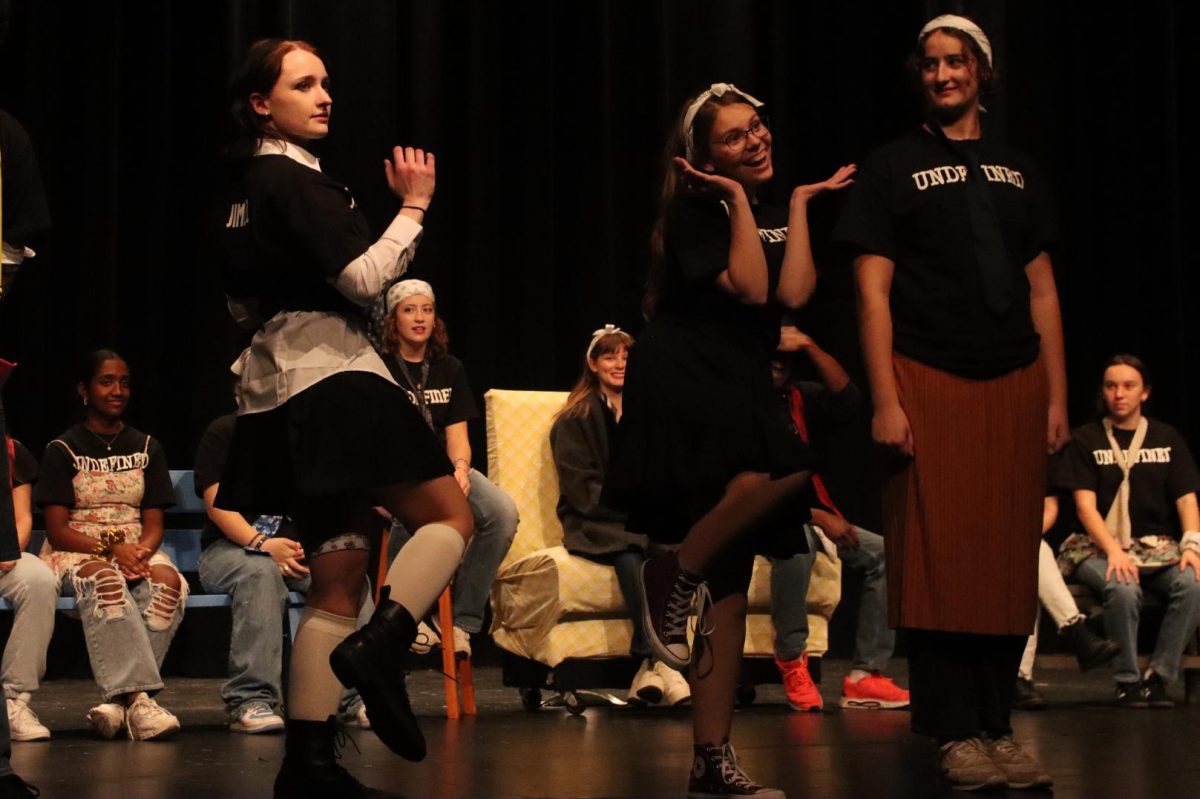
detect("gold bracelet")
[92,529,124,559]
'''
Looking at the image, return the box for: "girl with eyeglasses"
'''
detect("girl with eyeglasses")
[608,83,853,798]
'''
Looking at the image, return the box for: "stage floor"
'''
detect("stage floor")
[9,661,1196,798]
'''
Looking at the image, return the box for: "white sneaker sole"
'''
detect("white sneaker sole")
[839,697,910,710]
[9,727,50,742]
[230,719,285,734]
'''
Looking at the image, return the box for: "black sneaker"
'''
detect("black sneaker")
[1140,673,1175,708]
[1013,677,1047,711]
[688,741,785,798]
[1115,681,1148,708]
[639,553,707,671]
[1059,617,1122,672]
[0,773,39,798]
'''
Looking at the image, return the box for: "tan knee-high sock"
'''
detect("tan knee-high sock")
[384,523,465,620]
[288,607,357,721]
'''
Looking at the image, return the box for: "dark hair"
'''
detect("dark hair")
[644,89,761,319]
[906,26,998,106]
[1097,353,1152,417]
[384,304,450,361]
[225,39,320,161]
[79,349,126,385]
[557,330,635,420]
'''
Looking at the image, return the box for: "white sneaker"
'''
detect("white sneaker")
[229,702,284,734]
[449,626,472,657]
[86,702,125,739]
[411,621,440,654]
[6,693,50,741]
[628,658,665,705]
[125,692,180,741]
[656,660,692,706]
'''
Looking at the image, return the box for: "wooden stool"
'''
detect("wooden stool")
[376,526,476,718]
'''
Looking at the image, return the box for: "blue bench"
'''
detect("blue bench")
[0,470,306,640]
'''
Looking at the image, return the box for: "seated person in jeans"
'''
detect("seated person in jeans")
[376,279,518,656]
[195,410,374,733]
[550,325,689,706]
[1014,489,1120,710]
[36,350,184,740]
[769,330,909,711]
[0,437,57,742]
[1057,354,1200,707]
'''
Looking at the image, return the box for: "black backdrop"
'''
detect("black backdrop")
[0,0,1196,527]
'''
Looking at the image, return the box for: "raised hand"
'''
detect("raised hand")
[674,157,746,202]
[385,146,436,207]
[791,164,857,205]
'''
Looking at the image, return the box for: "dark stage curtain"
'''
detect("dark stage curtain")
[0,0,1195,527]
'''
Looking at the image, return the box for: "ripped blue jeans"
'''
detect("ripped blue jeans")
[62,563,187,700]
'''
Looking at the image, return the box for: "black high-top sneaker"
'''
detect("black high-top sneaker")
[329,586,425,760]
[273,717,402,798]
[688,741,785,798]
[638,552,707,671]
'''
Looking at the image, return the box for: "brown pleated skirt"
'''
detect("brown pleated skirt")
[883,354,1047,635]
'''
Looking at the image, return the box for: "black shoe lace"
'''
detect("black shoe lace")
[333,724,363,772]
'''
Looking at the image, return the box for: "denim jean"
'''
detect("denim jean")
[771,525,895,671]
[388,469,517,633]
[576,548,650,658]
[0,553,56,695]
[63,565,186,701]
[198,538,312,719]
[1073,555,1200,684]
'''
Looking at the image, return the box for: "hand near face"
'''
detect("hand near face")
[674,157,746,202]
[385,147,436,206]
[777,326,813,352]
[791,164,857,205]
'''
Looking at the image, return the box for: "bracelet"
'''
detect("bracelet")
[1181,531,1200,554]
[452,458,470,472]
[401,205,428,215]
[92,529,124,559]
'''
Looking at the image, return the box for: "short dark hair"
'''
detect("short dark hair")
[79,349,126,385]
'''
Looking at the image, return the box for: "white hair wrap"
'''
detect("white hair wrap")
[682,83,765,162]
[919,14,992,69]
[385,279,435,314]
[587,324,626,360]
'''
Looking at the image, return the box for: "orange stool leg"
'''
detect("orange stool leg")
[438,587,460,719]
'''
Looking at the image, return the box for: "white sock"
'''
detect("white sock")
[384,523,465,620]
[847,669,871,683]
[288,607,356,721]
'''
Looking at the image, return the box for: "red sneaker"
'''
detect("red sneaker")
[839,672,910,710]
[775,653,822,712]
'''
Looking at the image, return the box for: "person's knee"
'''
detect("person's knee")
[73,564,131,621]
[1171,571,1200,607]
[11,554,58,599]
[1104,579,1142,609]
[145,567,185,631]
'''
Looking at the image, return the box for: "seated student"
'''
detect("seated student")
[36,350,185,740]
[0,437,57,741]
[550,325,690,706]
[1057,354,1200,707]
[196,409,359,733]
[377,280,518,656]
[768,329,909,711]
[1014,490,1120,710]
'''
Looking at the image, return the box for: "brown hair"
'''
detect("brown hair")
[384,304,450,361]
[1097,353,1152,417]
[226,38,320,161]
[557,330,635,420]
[644,89,762,319]
[906,26,998,106]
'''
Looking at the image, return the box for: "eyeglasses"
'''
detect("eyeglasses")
[713,116,770,153]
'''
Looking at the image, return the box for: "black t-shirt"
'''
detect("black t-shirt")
[1056,419,1200,539]
[658,192,790,351]
[35,424,174,509]
[194,413,297,549]
[834,128,1059,378]
[386,354,477,444]
[0,109,52,249]
[10,439,37,487]
[220,153,372,321]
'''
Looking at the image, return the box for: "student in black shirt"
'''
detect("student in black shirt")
[1056,355,1200,707]
[218,40,471,797]
[835,14,1062,790]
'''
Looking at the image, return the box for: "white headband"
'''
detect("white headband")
[385,279,435,314]
[682,83,765,162]
[587,324,627,360]
[919,14,993,69]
